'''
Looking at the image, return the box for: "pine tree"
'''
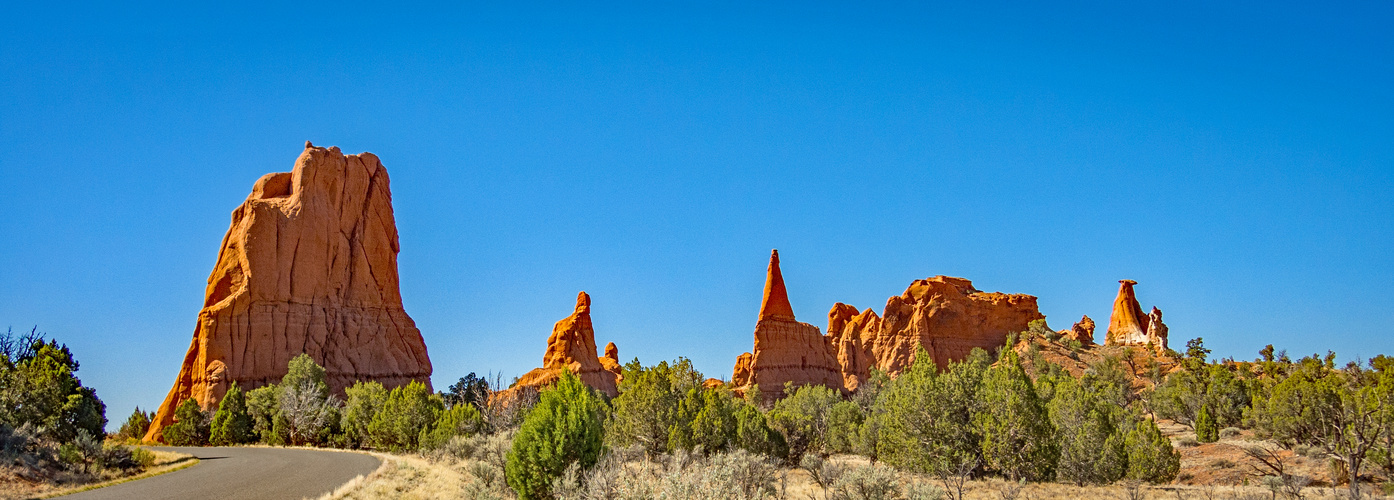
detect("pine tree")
[210,382,255,445]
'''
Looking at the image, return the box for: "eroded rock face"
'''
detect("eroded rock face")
[1059,315,1096,346]
[512,292,621,397]
[861,276,1044,377]
[827,303,880,392]
[1105,280,1167,349]
[145,143,432,442]
[732,250,842,396]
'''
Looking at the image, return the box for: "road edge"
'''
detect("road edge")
[40,453,200,499]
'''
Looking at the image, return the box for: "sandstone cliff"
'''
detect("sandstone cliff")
[145,143,432,442]
[511,292,621,397]
[1058,315,1096,346]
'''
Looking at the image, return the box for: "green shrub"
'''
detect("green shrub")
[1195,404,1219,443]
[605,358,700,455]
[825,400,865,454]
[1124,418,1180,483]
[420,402,484,451]
[1049,376,1126,485]
[687,386,739,453]
[734,400,787,459]
[161,398,209,446]
[116,407,152,441]
[505,370,607,500]
[368,380,442,452]
[768,383,842,461]
[877,346,986,477]
[245,384,282,444]
[975,348,1057,481]
[209,382,255,445]
[341,380,388,448]
[0,328,107,443]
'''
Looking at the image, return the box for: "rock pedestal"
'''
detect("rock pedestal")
[511,292,621,397]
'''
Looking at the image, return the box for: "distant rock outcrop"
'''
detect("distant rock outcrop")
[732,251,1044,396]
[145,143,432,443]
[1059,315,1096,346]
[1104,280,1168,349]
[511,292,621,397]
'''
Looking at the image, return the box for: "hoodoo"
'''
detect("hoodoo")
[1104,280,1168,349]
[731,250,843,395]
[145,143,432,442]
[511,292,622,397]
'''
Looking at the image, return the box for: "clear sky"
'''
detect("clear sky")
[2,3,1391,429]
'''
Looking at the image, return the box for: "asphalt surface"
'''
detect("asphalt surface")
[59,446,381,500]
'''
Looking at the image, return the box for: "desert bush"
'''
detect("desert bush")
[245,383,282,443]
[555,448,783,500]
[606,358,700,455]
[1177,437,1199,447]
[1220,426,1243,439]
[976,348,1056,481]
[506,369,607,500]
[443,372,491,409]
[210,382,255,445]
[162,398,210,446]
[826,462,900,500]
[685,385,740,453]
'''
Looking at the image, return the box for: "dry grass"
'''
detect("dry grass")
[0,449,197,500]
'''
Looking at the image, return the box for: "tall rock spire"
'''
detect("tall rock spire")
[1105,279,1152,345]
[758,249,797,321]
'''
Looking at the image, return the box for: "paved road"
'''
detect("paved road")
[61,447,381,500]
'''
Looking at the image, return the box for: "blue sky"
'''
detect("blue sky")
[2,3,1391,429]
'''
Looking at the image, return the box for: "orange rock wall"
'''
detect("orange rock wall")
[145,143,432,442]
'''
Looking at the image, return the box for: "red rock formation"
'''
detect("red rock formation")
[732,250,842,396]
[702,378,726,390]
[863,276,1044,377]
[1105,280,1150,345]
[1059,315,1096,346]
[1146,307,1169,349]
[827,303,880,392]
[731,252,1046,396]
[145,143,432,442]
[511,292,621,397]
[1104,280,1168,349]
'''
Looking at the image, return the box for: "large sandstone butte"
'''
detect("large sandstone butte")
[732,251,1044,395]
[511,292,621,397]
[1104,280,1169,349]
[144,143,432,442]
[731,250,843,395]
